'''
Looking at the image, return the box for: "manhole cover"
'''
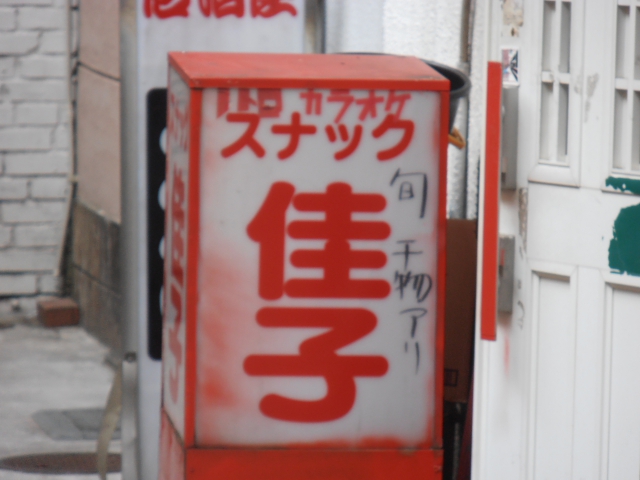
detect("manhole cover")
[0,453,121,474]
[32,408,121,441]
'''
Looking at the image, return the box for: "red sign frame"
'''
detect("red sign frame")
[160,52,449,480]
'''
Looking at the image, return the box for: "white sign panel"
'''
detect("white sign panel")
[191,85,442,446]
[162,68,191,437]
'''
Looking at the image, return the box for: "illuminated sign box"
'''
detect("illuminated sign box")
[161,52,449,480]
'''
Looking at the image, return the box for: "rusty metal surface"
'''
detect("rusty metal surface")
[0,453,121,474]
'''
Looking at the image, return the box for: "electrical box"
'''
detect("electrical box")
[160,52,449,480]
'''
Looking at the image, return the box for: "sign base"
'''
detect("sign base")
[160,410,443,480]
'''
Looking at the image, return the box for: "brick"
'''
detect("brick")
[0,126,50,150]
[0,7,15,30]
[0,273,37,294]
[52,122,69,148]
[58,103,70,122]
[2,199,66,222]
[0,31,37,54]
[0,176,27,198]
[69,8,77,54]
[39,30,66,54]
[0,56,13,77]
[0,224,11,247]
[4,151,69,174]
[18,6,65,30]
[37,273,59,293]
[15,102,57,124]
[18,55,66,78]
[0,79,68,101]
[30,176,68,198]
[38,297,79,327]
[14,223,60,246]
[0,101,12,125]
[0,247,58,271]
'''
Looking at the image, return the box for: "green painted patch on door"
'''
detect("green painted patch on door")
[605,176,640,195]
[609,180,640,276]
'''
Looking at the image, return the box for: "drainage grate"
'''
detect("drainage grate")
[0,453,121,474]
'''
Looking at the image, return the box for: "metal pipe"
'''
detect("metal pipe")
[119,0,140,478]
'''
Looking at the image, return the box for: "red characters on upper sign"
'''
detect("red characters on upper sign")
[271,112,316,159]
[199,0,244,17]
[145,0,189,18]
[221,114,265,158]
[146,0,297,18]
[244,182,390,423]
[219,88,415,161]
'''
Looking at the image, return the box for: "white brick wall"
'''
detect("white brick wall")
[0,0,72,299]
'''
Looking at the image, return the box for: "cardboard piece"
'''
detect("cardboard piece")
[444,219,477,403]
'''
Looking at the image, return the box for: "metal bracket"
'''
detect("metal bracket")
[501,85,518,190]
[498,235,515,313]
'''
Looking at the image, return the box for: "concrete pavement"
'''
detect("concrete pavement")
[0,318,122,480]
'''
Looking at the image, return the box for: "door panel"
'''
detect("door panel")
[603,285,640,480]
[530,274,575,480]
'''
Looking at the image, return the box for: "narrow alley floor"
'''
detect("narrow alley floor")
[0,318,122,480]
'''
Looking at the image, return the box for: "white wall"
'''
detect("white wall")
[0,0,73,310]
[325,0,471,218]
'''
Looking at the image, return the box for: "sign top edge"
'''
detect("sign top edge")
[168,52,449,91]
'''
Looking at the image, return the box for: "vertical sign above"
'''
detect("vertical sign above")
[121,3,311,479]
[143,0,307,361]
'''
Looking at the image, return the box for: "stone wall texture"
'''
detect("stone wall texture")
[0,0,74,312]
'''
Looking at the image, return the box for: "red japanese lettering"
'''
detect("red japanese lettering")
[325,124,362,161]
[235,89,282,117]
[247,182,295,300]
[169,285,183,402]
[168,92,189,151]
[248,183,391,299]
[272,112,316,159]
[221,113,265,158]
[144,0,190,18]
[355,90,384,120]
[168,165,187,405]
[171,166,186,284]
[386,91,411,117]
[251,0,297,17]
[257,89,283,118]
[300,89,322,115]
[327,89,354,123]
[286,183,391,298]
[244,307,388,422]
[372,114,415,161]
[238,88,257,112]
[199,0,243,17]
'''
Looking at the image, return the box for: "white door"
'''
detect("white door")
[473,1,640,479]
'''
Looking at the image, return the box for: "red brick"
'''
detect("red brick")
[38,297,79,327]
